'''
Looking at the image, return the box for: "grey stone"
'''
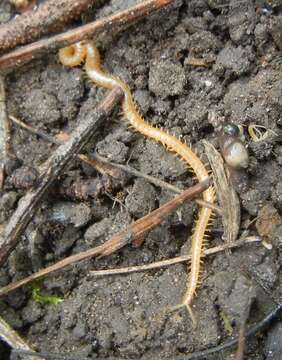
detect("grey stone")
[49,202,91,228]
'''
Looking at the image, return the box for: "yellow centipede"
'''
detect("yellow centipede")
[59,42,215,325]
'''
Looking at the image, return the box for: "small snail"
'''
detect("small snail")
[218,123,249,193]
[219,123,249,169]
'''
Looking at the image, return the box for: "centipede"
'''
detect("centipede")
[59,42,215,326]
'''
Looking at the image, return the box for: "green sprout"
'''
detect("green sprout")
[31,281,64,306]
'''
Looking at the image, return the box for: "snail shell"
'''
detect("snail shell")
[219,123,249,169]
[223,140,249,169]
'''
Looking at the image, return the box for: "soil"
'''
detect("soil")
[0,0,282,359]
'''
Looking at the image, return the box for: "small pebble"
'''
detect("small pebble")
[48,202,91,228]
[84,217,112,246]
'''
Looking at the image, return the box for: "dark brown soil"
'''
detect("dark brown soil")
[0,0,282,359]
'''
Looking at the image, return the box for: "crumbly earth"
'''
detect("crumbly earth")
[0,0,282,359]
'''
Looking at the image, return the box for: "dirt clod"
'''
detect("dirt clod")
[215,45,252,75]
[241,188,268,216]
[96,137,129,163]
[11,165,38,189]
[149,60,186,98]
[21,300,43,325]
[125,178,156,218]
[256,204,280,242]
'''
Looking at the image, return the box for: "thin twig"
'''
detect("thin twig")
[92,152,182,194]
[0,87,123,266]
[0,0,176,73]
[0,76,11,189]
[236,321,247,360]
[9,115,222,215]
[196,198,222,214]
[235,294,253,360]
[0,316,41,360]
[0,0,98,53]
[10,114,182,191]
[89,236,261,276]
[0,179,209,297]
[9,114,59,144]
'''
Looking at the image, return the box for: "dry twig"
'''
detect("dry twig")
[90,152,182,194]
[0,76,12,189]
[235,295,253,360]
[0,179,209,297]
[0,0,98,53]
[89,236,261,277]
[0,87,123,266]
[185,57,214,67]
[0,0,176,73]
[0,315,41,360]
[203,140,241,247]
